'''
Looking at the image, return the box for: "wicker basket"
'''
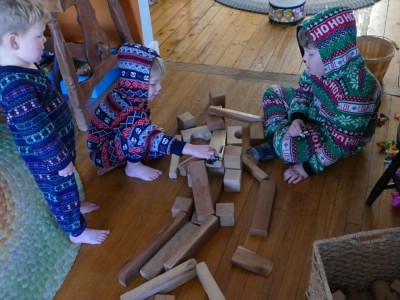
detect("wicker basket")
[307,227,400,299]
[357,35,398,83]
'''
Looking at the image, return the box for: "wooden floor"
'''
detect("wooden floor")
[55,0,400,299]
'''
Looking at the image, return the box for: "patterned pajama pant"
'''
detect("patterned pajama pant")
[262,85,324,164]
[29,163,86,237]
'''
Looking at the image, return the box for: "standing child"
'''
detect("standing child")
[0,0,109,244]
[248,6,381,184]
[88,43,217,181]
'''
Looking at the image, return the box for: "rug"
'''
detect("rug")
[215,0,378,15]
[0,124,81,300]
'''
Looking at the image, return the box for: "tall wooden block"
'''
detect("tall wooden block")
[224,145,242,170]
[231,245,273,277]
[164,215,219,270]
[249,121,265,145]
[117,211,190,287]
[216,203,234,227]
[208,91,226,107]
[223,169,242,192]
[171,197,194,218]
[140,222,198,280]
[196,262,226,300]
[249,180,276,237]
[188,160,215,222]
[176,112,196,130]
[121,259,198,300]
[242,155,268,181]
[169,135,181,179]
[208,106,261,123]
[177,156,198,177]
[154,295,176,300]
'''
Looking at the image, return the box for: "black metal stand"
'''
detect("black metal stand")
[366,124,400,206]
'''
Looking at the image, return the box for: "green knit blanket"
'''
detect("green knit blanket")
[0,124,80,299]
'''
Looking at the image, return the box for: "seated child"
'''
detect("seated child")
[87,43,216,180]
[0,0,109,244]
[248,6,381,184]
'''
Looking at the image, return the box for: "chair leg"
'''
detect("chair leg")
[366,170,394,206]
[366,151,400,206]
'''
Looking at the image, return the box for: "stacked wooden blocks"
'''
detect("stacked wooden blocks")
[119,90,277,299]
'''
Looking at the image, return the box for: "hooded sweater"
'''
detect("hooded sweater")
[291,6,381,175]
[87,43,186,167]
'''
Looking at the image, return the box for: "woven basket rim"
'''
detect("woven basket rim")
[357,35,398,62]
[313,227,400,247]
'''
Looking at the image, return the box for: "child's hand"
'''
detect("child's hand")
[182,143,217,160]
[287,119,306,137]
[58,162,76,177]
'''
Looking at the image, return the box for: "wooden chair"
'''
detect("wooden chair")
[43,0,134,131]
[366,124,400,206]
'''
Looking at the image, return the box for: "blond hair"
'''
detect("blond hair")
[0,0,50,41]
[151,56,166,77]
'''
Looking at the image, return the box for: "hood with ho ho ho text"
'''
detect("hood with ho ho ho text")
[117,43,159,101]
[296,6,364,81]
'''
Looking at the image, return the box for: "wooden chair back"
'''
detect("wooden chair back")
[44,0,134,131]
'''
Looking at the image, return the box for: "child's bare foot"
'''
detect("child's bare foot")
[125,161,162,181]
[97,161,126,175]
[80,202,99,214]
[69,228,110,245]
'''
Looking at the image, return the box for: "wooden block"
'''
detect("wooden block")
[121,259,198,300]
[242,155,268,181]
[177,156,198,177]
[208,91,226,107]
[207,167,225,175]
[331,290,346,300]
[249,121,265,145]
[209,174,224,204]
[176,112,196,130]
[181,125,212,143]
[206,115,225,131]
[187,173,192,188]
[226,125,242,146]
[206,130,226,168]
[216,203,234,227]
[390,279,400,294]
[231,245,273,277]
[140,222,198,280]
[223,145,242,170]
[164,215,219,270]
[223,169,242,192]
[190,211,202,225]
[169,154,180,179]
[169,135,181,179]
[171,197,194,218]
[196,262,226,300]
[188,160,215,222]
[208,105,262,123]
[249,180,276,237]
[117,211,190,287]
[154,295,175,300]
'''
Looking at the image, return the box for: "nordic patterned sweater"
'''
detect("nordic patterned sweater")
[87,43,185,168]
[292,6,381,175]
[0,65,75,173]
